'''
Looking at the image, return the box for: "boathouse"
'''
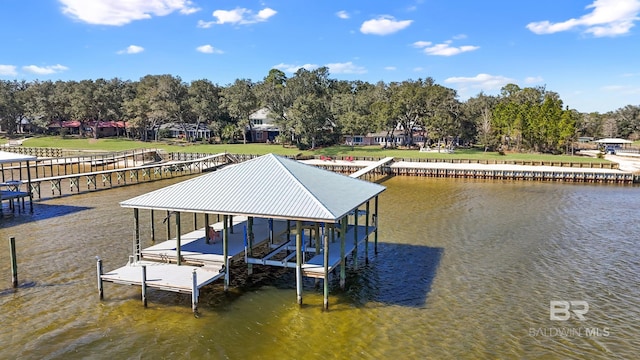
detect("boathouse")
[101,153,385,311]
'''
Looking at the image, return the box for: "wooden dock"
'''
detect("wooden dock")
[100,216,289,311]
[349,157,394,179]
[301,156,637,184]
[28,152,230,199]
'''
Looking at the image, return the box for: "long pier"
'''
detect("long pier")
[0,151,233,201]
[301,156,637,184]
[30,153,230,199]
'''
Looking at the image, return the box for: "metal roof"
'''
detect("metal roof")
[0,150,36,164]
[120,153,385,222]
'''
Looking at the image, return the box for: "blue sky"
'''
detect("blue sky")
[1,0,639,113]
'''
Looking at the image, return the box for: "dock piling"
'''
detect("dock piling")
[141,265,147,307]
[295,220,303,305]
[192,269,198,313]
[9,237,18,288]
[96,256,104,300]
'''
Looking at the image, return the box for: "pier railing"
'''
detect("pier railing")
[1,146,63,158]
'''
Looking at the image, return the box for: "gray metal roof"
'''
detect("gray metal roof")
[120,153,385,222]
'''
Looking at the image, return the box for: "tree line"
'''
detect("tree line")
[1,68,639,153]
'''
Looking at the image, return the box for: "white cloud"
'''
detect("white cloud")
[211,7,277,25]
[360,16,413,35]
[0,65,18,76]
[444,73,515,91]
[526,0,640,37]
[117,45,144,54]
[197,20,215,28]
[384,66,397,71]
[414,40,479,56]
[273,63,319,73]
[326,62,367,74]
[196,45,223,54]
[337,10,350,19]
[59,0,200,26]
[412,41,432,48]
[22,64,69,75]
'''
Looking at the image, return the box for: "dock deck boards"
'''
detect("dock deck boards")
[302,224,375,277]
[248,224,376,278]
[141,217,288,265]
[101,260,225,293]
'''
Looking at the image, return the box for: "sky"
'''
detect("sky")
[1,0,639,113]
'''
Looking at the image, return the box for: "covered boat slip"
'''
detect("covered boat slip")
[248,220,377,279]
[102,153,385,311]
[139,216,289,266]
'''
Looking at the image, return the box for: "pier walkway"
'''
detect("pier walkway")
[28,152,230,199]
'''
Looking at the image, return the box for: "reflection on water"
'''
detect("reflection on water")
[1,176,639,359]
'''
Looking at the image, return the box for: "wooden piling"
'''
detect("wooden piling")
[296,220,303,305]
[247,217,254,275]
[193,212,198,230]
[134,209,140,262]
[374,196,379,255]
[10,237,18,288]
[204,213,210,244]
[365,201,370,264]
[141,265,147,307]
[192,269,198,313]
[323,226,329,310]
[175,212,182,266]
[340,217,346,289]
[353,210,358,269]
[166,210,171,240]
[97,257,104,300]
[150,210,155,242]
[223,215,229,291]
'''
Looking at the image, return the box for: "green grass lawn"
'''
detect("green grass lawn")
[11,136,610,164]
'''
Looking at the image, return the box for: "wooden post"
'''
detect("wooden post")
[365,201,370,264]
[268,218,274,245]
[193,212,197,231]
[134,209,140,262]
[353,208,358,269]
[340,217,346,289]
[176,212,182,266]
[166,210,171,240]
[150,210,155,242]
[286,220,291,242]
[374,196,379,255]
[296,220,303,305]
[10,237,18,288]
[314,223,320,255]
[96,257,104,300]
[247,217,254,275]
[192,269,198,314]
[223,215,229,291]
[204,214,210,244]
[323,225,329,310]
[141,265,147,307]
[26,161,33,214]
